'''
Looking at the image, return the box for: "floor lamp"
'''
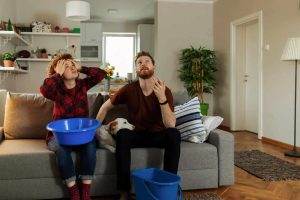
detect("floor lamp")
[281,38,300,158]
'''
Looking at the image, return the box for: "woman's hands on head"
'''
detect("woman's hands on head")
[54,59,81,76]
[55,60,66,76]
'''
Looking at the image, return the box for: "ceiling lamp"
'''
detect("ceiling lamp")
[66,1,90,21]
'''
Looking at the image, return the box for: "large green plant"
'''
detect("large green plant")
[179,46,217,103]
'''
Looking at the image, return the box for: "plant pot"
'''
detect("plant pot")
[104,79,110,92]
[36,52,43,58]
[41,53,48,58]
[3,60,14,67]
[200,103,209,116]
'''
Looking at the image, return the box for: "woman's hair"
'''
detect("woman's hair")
[46,53,73,77]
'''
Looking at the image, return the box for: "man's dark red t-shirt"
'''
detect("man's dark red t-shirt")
[110,80,174,132]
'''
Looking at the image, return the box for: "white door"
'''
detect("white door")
[244,20,259,133]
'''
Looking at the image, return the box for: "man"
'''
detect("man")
[96,51,181,200]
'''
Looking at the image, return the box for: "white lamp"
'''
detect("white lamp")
[66,1,90,21]
[281,37,300,158]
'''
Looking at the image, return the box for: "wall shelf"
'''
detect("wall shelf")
[16,58,92,62]
[0,31,31,46]
[17,58,52,62]
[21,32,80,37]
[0,66,28,74]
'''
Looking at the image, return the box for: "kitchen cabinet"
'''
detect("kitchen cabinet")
[80,22,102,45]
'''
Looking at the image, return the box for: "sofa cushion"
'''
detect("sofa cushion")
[89,93,108,118]
[0,139,59,179]
[87,92,102,118]
[0,140,217,180]
[4,93,54,139]
[172,90,190,106]
[3,92,100,139]
[95,141,218,174]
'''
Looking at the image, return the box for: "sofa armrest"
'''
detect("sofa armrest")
[0,127,4,144]
[207,129,234,186]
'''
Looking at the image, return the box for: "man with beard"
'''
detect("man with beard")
[96,51,181,200]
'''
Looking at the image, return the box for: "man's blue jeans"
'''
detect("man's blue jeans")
[55,138,97,184]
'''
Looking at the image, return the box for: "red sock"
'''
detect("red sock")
[68,184,80,200]
[81,183,91,200]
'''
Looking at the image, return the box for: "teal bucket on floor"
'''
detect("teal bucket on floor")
[132,168,182,200]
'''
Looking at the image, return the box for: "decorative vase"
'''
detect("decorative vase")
[104,79,110,92]
[200,103,209,116]
[3,60,14,67]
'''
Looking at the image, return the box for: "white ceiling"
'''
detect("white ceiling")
[86,0,214,22]
[86,0,154,22]
[14,0,214,23]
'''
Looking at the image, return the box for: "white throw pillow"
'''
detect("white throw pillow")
[202,116,224,133]
[175,97,207,143]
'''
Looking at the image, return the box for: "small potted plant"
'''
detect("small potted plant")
[40,48,48,58]
[1,52,16,67]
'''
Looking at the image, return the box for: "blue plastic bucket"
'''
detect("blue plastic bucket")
[46,118,101,145]
[132,168,182,200]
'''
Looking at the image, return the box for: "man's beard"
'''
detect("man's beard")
[137,68,154,79]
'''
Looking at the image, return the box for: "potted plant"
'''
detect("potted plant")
[178,46,217,115]
[1,52,16,67]
[40,48,48,58]
[7,18,13,31]
[35,47,48,59]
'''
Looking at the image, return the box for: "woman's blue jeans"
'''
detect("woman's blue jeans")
[53,138,97,184]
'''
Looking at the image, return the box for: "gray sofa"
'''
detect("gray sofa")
[0,90,234,199]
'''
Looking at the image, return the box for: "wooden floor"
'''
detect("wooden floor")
[185,131,300,200]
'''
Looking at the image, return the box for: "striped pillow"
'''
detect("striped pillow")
[174,97,208,143]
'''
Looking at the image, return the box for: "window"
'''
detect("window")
[103,33,136,78]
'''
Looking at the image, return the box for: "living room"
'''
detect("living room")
[0,0,299,200]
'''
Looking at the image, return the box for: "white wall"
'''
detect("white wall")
[214,0,300,146]
[15,0,79,28]
[155,0,214,114]
[102,21,138,33]
[137,24,154,56]
[0,0,16,22]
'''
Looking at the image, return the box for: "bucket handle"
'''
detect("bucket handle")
[178,185,183,200]
[142,181,183,200]
[143,180,159,200]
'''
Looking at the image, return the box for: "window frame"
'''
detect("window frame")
[102,32,137,78]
